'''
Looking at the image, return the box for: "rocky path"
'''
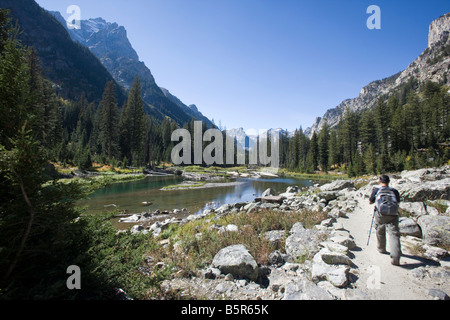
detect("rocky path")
[340,190,447,300]
[141,166,450,300]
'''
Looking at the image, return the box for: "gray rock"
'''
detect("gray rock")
[330,235,357,250]
[286,186,300,194]
[417,215,450,247]
[320,251,353,266]
[283,279,334,300]
[320,242,349,255]
[262,188,276,197]
[244,202,259,213]
[216,204,233,214]
[289,222,305,234]
[399,202,428,218]
[316,191,339,202]
[129,224,142,234]
[422,244,448,261]
[264,230,286,249]
[428,289,450,300]
[268,268,296,293]
[268,250,285,267]
[320,180,355,192]
[327,207,347,219]
[311,248,351,288]
[426,205,440,216]
[218,224,239,233]
[343,289,372,300]
[399,217,422,238]
[285,223,325,260]
[320,217,336,228]
[119,214,141,223]
[400,178,450,201]
[202,267,222,280]
[211,245,259,281]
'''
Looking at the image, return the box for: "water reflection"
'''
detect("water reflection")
[78,175,320,215]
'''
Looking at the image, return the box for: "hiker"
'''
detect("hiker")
[369,175,402,266]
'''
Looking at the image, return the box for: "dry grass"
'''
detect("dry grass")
[146,208,327,277]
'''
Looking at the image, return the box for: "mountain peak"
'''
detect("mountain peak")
[429,12,450,48]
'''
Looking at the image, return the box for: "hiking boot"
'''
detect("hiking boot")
[378,249,388,254]
[391,257,400,266]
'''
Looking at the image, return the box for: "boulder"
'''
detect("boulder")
[311,248,351,288]
[211,245,259,281]
[257,196,285,204]
[264,230,286,249]
[399,217,422,238]
[399,202,428,218]
[262,188,276,197]
[400,167,449,182]
[316,191,339,202]
[320,251,353,266]
[329,230,357,250]
[319,242,349,255]
[216,204,233,214]
[428,289,450,300]
[320,180,354,192]
[283,279,334,300]
[400,178,450,201]
[130,224,146,234]
[202,267,222,280]
[279,186,300,198]
[119,214,141,223]
[217,224,239,234]
[268,250,291,267]
[286,186,300,194]
[285,223,325,260]
[417,215,450,247]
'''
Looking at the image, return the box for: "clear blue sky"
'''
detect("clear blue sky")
[35,0,450,132]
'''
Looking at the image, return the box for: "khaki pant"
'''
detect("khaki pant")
[374,213,402,260]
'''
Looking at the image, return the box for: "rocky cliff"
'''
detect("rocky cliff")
[305,13,450,137]
[429,13,450,48]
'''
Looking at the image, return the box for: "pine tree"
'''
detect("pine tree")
[307,132,318,173]
[0,12,30,148]
[119,77,147,166]
[297,128,309,172]
[0,11,84,297]
[359,109,376,154]
[374,98,390,156]
[318,121,330,173]
[340,108,359,167]
[98,81,120,161]
[328,128,339,169]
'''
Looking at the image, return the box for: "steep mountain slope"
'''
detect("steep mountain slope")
[306,13,450,137]
[51,12,213,127]
[0,0,125,103]
[160,87,213,126]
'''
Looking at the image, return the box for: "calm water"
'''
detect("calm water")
[78,175,322,216]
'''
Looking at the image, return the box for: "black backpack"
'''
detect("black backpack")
[375,187,399,216]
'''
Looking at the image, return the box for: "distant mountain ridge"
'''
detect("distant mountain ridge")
[305,12,450,137]
[50,11,213,127]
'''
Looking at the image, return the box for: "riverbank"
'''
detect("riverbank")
[161,181,245,191]
[121,165,450,300]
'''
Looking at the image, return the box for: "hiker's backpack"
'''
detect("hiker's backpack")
[375,187,399,216]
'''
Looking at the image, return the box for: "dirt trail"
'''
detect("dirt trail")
[337,190,446,300]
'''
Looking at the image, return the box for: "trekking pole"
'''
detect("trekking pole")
[367,207,376,246]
